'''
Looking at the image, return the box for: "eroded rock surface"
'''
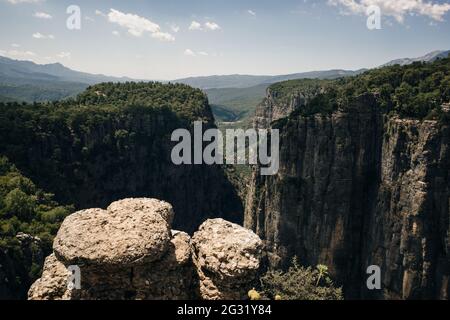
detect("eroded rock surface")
[192,219,264,300]
[53,206,171,266]
[29,199,262,300]
[245,87,450,300]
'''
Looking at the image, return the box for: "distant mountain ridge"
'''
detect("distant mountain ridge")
[0,56,135,85]
[0,56,137,102]
[382,50,450,67]
[173,69,366,90]
[0,49,448,103]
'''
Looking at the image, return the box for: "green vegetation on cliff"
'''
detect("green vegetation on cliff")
[0,156,72,299]
[259,258,343,300]
[0,82,242,233]
[271,55,450,120]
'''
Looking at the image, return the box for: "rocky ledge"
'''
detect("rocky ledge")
[28,198,263,300]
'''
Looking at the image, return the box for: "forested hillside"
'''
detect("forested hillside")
[0,157,72,299]
[271,56,450,120]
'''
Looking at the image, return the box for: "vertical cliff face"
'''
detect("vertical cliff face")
[245,89,449,299]
[0,83,243,234]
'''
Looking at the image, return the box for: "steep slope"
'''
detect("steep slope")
[0,82,243,234]
[245,59,450,299]
[0,157,72,299]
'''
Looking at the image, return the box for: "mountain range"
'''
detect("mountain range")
[381,50,450,67]
[0,50,449,123]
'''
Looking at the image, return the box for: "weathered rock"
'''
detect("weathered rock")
[30,199,264,300]
[53,207,171,266]
[192,219,263,300]
[245,87,450,300]
[27,254,74,300]
[107,198,175,226]
[29,199,198,300]
[132,231,198,300]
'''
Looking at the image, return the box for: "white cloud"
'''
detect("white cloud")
[328,0,450,22]
[7,0,43,4]
[33,11,52,19]
[152,31,175,41]
[85,16,94,22]
[204,21,221,30]
[11,43,20,48]
[95,10,106,17]
[184,49,210,57]
[184,49,196,56]
[57,52,71,59]
[32,32,54,39]
[189,20,203,30]
[189,20,221,31]
[107,8,175,41]
[0,49,36,60]
[248,10,256,16]
[112,30,120,36]
[170,24,180,33]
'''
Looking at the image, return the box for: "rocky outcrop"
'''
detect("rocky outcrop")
[245,88,449,300]
[0,233,44,300]
[192,219,264,300]
[29,199,263,300]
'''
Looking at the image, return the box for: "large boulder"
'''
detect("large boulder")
[29,200,263,300]
[192,218,264,300]
[107,198,175,226]
[29,198,195,300]
[53,206,171,266]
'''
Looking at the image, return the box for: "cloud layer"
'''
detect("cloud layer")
[107,8,175,41]
[189,20,221,31]
[33,11,52,19]
[328,0,450,22]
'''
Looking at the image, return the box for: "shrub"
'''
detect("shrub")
[259,257,343,300]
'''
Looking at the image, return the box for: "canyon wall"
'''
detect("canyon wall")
[245,89,449,299]
[0,84,243,234]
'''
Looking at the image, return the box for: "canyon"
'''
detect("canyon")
[244,85,449,299]
[1,57,450,300]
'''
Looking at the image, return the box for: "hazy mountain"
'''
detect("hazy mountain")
[174,69,365,90]
[382,50,450,67]
[1,49,448,106]
[0,56,134,85]
[0,55,137,102]
[206,84,268,123]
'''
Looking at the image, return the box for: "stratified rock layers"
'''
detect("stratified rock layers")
[29,199,263,300]
[245,91,449,300]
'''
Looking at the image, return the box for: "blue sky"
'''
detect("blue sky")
[0,0,449,80]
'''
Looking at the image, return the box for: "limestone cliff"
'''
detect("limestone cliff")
[245,88,449,300]
[0,83,243,234]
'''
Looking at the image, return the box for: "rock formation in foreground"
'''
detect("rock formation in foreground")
[28,198,263,300]
[192,219,263,299]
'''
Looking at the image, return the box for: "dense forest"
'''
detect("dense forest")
[0,157,72,298]
[271,55,450,120]
[1,57,449,299]
[0,82,243,298]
